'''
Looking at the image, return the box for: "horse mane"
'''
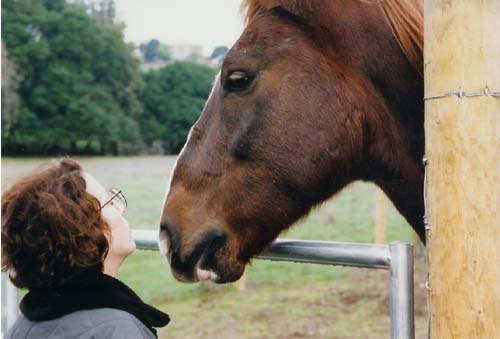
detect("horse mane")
[241,0,423,74]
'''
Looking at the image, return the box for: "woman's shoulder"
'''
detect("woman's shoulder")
[5,309,156,339]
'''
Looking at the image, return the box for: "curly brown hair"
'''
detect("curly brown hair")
[1,158,110,289]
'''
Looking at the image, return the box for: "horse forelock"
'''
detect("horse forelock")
[241,0,423,74]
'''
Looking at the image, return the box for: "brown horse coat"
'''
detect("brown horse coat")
[160,0,424,283]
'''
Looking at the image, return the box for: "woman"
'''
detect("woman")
[2,159,169,338]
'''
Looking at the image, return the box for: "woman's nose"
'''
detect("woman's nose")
[114,203,126,214]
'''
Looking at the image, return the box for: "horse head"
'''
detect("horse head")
[160,0,424,283]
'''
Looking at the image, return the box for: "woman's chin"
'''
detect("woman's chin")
[127,242,137,255]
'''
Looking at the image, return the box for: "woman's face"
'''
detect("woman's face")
[82,172,136,262]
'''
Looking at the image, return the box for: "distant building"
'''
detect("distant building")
[169,44,204,61]
[135,43,227,72]
[140,60,169,72]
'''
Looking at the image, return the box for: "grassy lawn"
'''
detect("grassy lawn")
[2,156,427,338]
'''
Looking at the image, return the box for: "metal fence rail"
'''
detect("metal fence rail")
[3,230,415,339]
[134,230,415,339]
[1,272,19,337]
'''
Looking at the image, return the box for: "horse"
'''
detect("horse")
[160,0,424,283]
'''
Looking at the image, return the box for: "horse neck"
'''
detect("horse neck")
[327,2,425,239]
[358,92,424,241]
[371,158,425,242]
[365,59,425,241]
[367,60,424,242]
[360,75,424,240]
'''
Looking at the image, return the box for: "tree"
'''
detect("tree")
[139,62,216,153]
[1,43,22,138]
[73,0,115,23]
[96,0,116,23]
[139,39,171,62]
[1,0,142,155]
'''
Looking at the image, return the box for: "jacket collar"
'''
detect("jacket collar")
[20,270,170,337]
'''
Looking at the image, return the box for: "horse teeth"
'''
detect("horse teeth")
[209,271,218,281]
[159,239,169,257]
[197,268,211,281]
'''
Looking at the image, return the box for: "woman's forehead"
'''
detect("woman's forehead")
[81,172,107,202]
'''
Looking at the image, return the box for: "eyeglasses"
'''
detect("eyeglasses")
[100,188,127,211]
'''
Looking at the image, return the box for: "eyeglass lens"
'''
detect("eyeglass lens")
[108,188,127,210]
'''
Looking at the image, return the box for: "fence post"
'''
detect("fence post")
[233,274,246,291]
[425,0,500,337]
[375,188,388,244]
[1,272,18,334]
[389,242,414,339]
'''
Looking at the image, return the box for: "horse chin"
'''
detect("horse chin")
[168,260,245,284]
[208,266,245,284]
[170,269,197,283]
[195,266,244,284]
[197,255,246,284]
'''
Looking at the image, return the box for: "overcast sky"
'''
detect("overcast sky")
[114,0,245,56]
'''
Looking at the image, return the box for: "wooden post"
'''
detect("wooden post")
[375,188,387,244]
[233,273,246,291]
[412,231,420,253]
[424,1,500,338]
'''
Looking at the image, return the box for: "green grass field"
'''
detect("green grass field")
[2,156,427,338]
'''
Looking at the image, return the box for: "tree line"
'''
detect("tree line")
[1,0,217,155]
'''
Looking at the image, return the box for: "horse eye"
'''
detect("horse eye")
[225,71,253,92]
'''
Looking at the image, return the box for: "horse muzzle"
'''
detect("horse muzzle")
[159,221,241,283]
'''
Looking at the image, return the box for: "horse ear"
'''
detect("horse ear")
[242,0,423,75]
[242,0,319,26]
